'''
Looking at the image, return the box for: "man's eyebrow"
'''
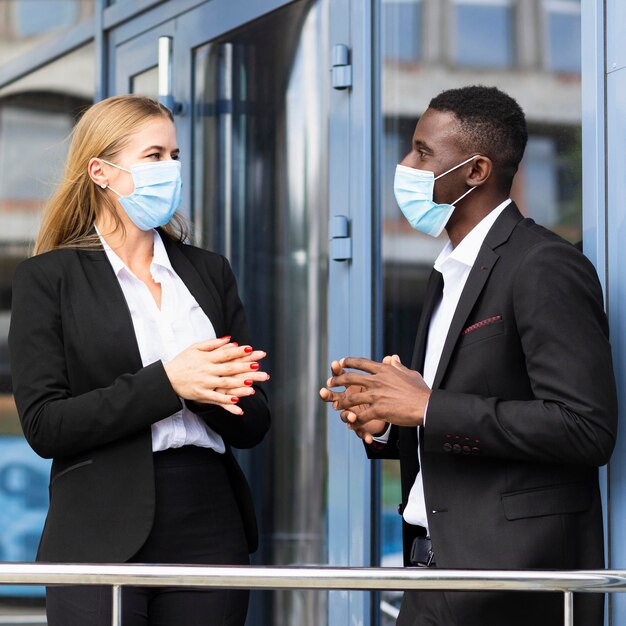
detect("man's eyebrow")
[413,139,432,153]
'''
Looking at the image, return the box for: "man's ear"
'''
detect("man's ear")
[467,155,492,187]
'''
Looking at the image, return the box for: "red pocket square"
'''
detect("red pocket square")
[462,315,502,336]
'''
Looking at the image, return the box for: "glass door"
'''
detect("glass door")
[111,1,355,624]
[188,4,330,625]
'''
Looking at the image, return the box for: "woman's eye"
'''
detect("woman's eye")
[147,153,161,160]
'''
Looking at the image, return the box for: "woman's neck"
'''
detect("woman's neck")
[95,212,154,273]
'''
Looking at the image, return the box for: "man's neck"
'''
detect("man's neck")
[446,194,510,248]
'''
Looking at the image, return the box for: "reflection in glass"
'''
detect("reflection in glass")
[0,44,93,612]
[0,0,94,67]
[131,67,159,100]
[193,1,328,624]
[378,1,581,622]
[453,0,514,68]
[0,42,94,431]
[383,0,422,63]
[544,0,581,73]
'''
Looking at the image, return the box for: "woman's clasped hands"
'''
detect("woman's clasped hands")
[163,336,269,415]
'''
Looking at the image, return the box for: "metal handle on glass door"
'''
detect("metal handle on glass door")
[158,36,184,115]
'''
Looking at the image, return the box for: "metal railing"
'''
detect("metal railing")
[0,563,623,626]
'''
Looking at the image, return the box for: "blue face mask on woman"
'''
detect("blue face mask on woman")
[100,159,182,231]
[393,155,479,237]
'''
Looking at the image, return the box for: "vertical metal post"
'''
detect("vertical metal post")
[158,36,174,111]
[218,43,233,262]
[112,585,122,626]
[563,591,574,626]
[158,36,182,114]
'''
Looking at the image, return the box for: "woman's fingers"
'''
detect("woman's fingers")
[215,385,257,398]
[228,351,267,364]
[219,348,267,363]
[192,389,245,414]
[165,339,269,402]
[206,361,270,378]
[199,342,267,364]
[194,336,233,352]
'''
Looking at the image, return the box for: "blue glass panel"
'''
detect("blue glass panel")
[16,0,79,38]
[0,437,50,597]
[547,12,581,73]
[454,5,513,68]
[383,2,422,62]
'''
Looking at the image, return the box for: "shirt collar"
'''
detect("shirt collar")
[434,198,511,272]
[151,229,174,274]
[95,227,172,277]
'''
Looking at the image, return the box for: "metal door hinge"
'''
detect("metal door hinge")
[330,215,352,261]
[332,44,352,90]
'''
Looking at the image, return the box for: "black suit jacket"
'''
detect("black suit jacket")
[370,204,617,625]
[8,232,270,563]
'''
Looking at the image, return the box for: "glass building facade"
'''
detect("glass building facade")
[1,0,625,624]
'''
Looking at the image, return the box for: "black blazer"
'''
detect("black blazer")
[369,204,617,625]
[8,232,270,563]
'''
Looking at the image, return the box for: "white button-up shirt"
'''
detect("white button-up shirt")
[99,228,226,454]
[402,199,511,530]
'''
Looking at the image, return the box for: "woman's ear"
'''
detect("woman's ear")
[88,157,108,189]
[467,155,492,187]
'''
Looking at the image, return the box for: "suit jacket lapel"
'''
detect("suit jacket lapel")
[431,247,498,390]
[160,234,226,336]
[79,248,145,372]
[411,269,444,372]
[431,203,525,390]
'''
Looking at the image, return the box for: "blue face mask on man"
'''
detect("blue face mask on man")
[100,159,182,231]
[393,155,479,237]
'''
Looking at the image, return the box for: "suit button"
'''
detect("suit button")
[452,444,461,454]
[397,503,404,515]
[443,443,452,453]
[462,445,471,455]
[471,447,480,455]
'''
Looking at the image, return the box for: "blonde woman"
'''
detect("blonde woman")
[9,95,270,626]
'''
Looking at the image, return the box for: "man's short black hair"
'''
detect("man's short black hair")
[428,85,528,187]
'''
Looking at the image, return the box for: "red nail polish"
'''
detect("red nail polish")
[231,397,239,403]
[244,346,253,354]
[220,336,231,340]
[244,380,253,386]
[250,363,259,370]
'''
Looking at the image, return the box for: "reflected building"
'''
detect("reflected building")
[381,0,582,369]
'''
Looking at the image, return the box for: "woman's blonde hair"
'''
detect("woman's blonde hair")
[34,95,188,255]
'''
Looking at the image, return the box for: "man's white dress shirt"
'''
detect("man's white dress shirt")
[380,200,511,531]
[99,228,226,454]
